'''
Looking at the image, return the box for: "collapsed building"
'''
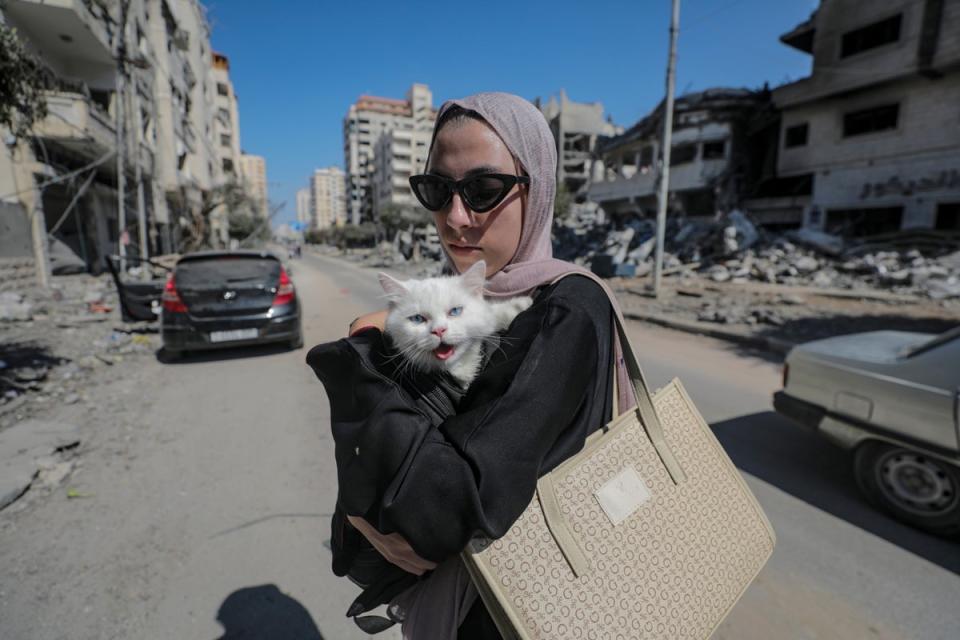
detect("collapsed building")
[588,88,772,224]
[539,90,622,200]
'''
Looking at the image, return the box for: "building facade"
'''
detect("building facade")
[371,128,432,214]
[342,83,435,225]
[240,153,268,218]
[540,89,621,198]
[589,89,768,220]
[309,166,346,230]
[774,0,960,235]
[296,187,310,227]
[0,0,255,287]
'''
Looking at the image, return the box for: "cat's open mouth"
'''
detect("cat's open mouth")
[433,343,455,360]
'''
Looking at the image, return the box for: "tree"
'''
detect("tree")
[0,23,48,140]
[554,181,573,221]
[172,180,261,251]
[377,203,430,241]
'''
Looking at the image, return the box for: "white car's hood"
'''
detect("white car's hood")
[798,331,934,364]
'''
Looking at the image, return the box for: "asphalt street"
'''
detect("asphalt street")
[0,250,956,640]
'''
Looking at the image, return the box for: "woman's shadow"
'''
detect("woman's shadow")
[214,584,324,639]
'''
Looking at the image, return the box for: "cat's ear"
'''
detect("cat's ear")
[461,260,487,296]
[378,273,408,302]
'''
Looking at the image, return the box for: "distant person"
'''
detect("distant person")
[310,93,636,639]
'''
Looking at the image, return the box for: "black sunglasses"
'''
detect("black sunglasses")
[409,173,530,213]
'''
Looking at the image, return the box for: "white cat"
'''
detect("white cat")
[378,260,532,388]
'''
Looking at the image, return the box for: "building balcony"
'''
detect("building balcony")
[4,0,114,69]
[35,90,115,157]
[589,160,728,203]
[589,171,656,203]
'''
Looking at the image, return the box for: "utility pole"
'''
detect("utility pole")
[653,0,681,297]
[114,1,129,273]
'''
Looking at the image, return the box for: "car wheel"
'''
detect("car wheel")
[854,441,960,537]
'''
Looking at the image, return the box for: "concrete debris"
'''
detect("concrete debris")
[0,291,34,322]
[1,271,159,432]
[551,207,960,300]
[0,419,80,510]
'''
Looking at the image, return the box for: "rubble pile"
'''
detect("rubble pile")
[0,273,157,431]
[553,205,960,300]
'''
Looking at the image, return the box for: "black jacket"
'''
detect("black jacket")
[307,275,615,631]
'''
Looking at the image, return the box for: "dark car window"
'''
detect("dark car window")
[900,325,960,359]
[175,256,280,287]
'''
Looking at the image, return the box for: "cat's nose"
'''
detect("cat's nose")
[432,327,447,338]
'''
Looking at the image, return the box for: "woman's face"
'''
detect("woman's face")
[427,118,524,277]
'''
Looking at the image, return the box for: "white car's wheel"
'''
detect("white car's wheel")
[855,441,960,537]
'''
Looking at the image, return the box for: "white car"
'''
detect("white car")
[774,326,960,536]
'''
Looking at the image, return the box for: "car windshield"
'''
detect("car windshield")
[900,325,960,359]
[175,256,280,288]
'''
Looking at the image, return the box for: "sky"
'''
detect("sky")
[207,0,819,227]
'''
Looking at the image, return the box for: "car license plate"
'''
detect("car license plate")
[209,328,258,343]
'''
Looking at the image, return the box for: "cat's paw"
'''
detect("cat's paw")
[508,296,534,314]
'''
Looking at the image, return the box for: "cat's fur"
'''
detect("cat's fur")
[378,261,532,387]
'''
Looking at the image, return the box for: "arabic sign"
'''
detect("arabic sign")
[859,169,960,199]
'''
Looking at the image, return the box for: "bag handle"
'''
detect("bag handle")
[550,272,685,485]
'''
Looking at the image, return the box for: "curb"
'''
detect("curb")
[621,311,796,356]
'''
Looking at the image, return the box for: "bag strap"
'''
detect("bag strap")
[548,272,685,485]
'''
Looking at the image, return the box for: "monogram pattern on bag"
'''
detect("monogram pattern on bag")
[472,382,774,640]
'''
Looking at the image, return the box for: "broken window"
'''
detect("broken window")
[784,123,809,148]
[702,140,726,160]
[825,206,903,236]
[936,203,960,230]
[220,134,231,147]
[638,146,654,171]
[843,104,899,137]
[222,158,234,173]
[841,14,901,58]
[670,144,697,166]
[216,82,229,96]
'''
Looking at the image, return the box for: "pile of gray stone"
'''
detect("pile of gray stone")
[1,273,157,431]
[552,205,960,300]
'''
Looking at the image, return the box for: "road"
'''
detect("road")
[0,251,957,640]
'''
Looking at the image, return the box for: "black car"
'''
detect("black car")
[161,251,303,358]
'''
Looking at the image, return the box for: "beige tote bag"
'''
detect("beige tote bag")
[461,284,775,640]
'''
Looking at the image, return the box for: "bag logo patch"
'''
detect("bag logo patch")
[595,466,651,526]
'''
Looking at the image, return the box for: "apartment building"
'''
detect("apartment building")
[296,187,311,227]
[0,0,254,286]
[342,83,435,225]
[589,89,768,220]
[309,166,346,230]
[211,52,243,181]
[540,90,621,198]
[773,0,960,235]
[240,154,268,219]
[371,128,432,214]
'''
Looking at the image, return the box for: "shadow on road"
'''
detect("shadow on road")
[712,411,960,574]
[156,343,301,365]
[214,584,324,639]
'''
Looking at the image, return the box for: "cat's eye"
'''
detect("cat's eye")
[448,306,463,317]
[408,314,427,324]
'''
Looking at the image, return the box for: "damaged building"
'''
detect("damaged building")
[0,0,256,288]
[771,0,960,237]
[539,90,621,199]
[588,88,772,223]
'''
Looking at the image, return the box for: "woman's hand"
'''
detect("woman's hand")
[349,310,388,336]
[346,515,438,576]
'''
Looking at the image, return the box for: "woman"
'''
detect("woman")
[328,93,634,638]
